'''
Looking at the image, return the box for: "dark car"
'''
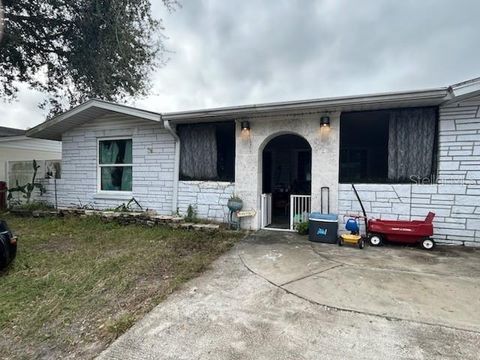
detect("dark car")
[0,220,17,269]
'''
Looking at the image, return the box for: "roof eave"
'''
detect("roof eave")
[162,88,452,122]
[25,87,454,140]
[26,99,161,141]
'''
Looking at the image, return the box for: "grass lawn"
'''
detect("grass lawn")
[0,214,242,359]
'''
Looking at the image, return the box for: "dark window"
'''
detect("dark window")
[178,122,235,181]
[98,139,133,191]
[340,108,437,183]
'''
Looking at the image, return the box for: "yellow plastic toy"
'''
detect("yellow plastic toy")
[339,233,365,249]
[339,215,366,249]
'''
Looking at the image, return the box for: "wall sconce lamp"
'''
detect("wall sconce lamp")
[320,116,330,128]
[241,121,250,131]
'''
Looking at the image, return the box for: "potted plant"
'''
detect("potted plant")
[227,194,243,212]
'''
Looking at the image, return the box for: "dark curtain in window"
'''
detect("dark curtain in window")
[388,108,436,181]
[99,139,132,191]
[179,124,218,179]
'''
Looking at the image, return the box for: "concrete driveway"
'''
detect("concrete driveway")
[98,231,480,359]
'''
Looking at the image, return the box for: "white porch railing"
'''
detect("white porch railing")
[290,195,311,231]
[261,193,272,228]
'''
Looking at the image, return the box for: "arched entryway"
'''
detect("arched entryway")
[261,134,312,229]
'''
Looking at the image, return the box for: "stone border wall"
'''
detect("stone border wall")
[9,207,221,231]
[177,181,235,222]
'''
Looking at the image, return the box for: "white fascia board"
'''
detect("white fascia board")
[162,88,452,122]
[441,88,480,106]
[26,99,161,139]
[0,136,62,152]
[92,100,161,122]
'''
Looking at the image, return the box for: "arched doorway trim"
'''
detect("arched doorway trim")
[260,133,312,230]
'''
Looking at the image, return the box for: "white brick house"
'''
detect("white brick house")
[27,78,480,245]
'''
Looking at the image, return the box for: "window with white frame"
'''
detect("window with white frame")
[98,139,132,191]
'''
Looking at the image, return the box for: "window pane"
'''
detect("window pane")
[99,139,132,164]
[101,166,132,191]
[178,124,218,179]
[339,111,389,183]
[178,122,235,181]
[339,108,437,183]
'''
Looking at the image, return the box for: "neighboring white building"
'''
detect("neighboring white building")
[0,126,62,185]
[26,78,480,245]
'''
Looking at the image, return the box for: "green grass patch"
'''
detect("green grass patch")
[9,201,55,211]
[0,214,242,359]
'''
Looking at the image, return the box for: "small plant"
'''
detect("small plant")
[115,197,143,212]
[71,198,95,210]
[229,194,242,201]
[296,221,309,235]
[7,160,46,205]
[105,313,136,339]
[185,204,198,222]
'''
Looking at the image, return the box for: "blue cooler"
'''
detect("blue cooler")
[309,213,338,243]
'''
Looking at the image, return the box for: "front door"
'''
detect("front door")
[261,134,312,230]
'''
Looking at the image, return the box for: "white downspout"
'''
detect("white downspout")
[163,117,180,214]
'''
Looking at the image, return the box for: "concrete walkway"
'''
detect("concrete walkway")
[98,231,480,359]
[240,231,480,332]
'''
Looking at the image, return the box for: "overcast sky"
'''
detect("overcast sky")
[1,0,479,130]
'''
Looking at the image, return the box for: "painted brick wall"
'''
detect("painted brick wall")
[338,183,479,246]
[177,181,235,222]
[438,94,480,182]
[39,114,175,214]
[339,94,480,246]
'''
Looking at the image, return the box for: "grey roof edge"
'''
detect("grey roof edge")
[450,76,480,90]
[442,88,480,106]
[161,87,452,121]
[0,126,26,137]
[25,87,453,139]
[26,99,161,139]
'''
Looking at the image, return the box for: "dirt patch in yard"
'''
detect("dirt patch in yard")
[0,214,243,360]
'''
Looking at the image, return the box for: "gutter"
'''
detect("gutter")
[162,116,180,214]
[161,88,451,122]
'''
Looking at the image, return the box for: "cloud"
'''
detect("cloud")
[2,0,480,129]
[0,83,48,129]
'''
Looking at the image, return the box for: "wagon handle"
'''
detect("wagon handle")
[425,212,435,224]
[352,184,367,221]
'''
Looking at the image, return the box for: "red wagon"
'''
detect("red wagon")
[350,185,436,250]
[367,212,435,250]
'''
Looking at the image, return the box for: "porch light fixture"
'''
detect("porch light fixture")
[320,116,330,128]
[241,121,250,131]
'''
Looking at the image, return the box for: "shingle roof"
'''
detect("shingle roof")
[0,126,25,137]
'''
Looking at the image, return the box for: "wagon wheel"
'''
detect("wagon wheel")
[368,233,383,247]
[358,238,365,249]
[420,238,435,250]
[338,238,343,246]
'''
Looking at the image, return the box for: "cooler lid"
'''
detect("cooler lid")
[309,212,338,222]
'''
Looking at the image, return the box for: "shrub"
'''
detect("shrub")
[10,201,54,211]
[185,204,198,222]
[296,221,309,235]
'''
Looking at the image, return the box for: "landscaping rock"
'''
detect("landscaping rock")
[7,206,227,233]
[193,224,220,231]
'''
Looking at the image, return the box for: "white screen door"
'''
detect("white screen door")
[261,193,272,228]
